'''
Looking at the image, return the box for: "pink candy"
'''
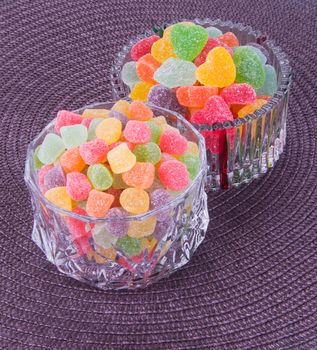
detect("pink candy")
[123,120,151,144]
[158,160,189,191]
[220,83,256,105]
[54,110,82,133]
[66,172,91,201]
[38,164,53,193]
[67,207,91,240]
[160,130,188,155]
[131,35,160,61]
[79,139,109,165]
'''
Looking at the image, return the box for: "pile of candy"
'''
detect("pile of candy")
[34,100,200,260]
[121,21,277,129]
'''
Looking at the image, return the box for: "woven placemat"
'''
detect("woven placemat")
[1,0,316,349]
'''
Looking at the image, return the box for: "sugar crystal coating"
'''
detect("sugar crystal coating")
[206,26,223,38]
[256,65,278,96]
[128,101,153,121]
[81,109,109,119]
[128,217,157,238]
[218,32,239,47]
[60,148,86,173]
[60,124,88,149]
[79,139,108,165]
[151,36,176,63]
[92,223,118,249]
[123,120,151,144]
[131,35,160,61]
[104,208,129,238]
[116,235,142,256]
[121,61,139,88]
[66,172,91,201]
[44,165,66,191]
[38,133,65,165]
[133,142,161,164]
[179,154,200,180]
[150,189,172,221]
[129,81,154,102]
[44,186,73,211]
[158,160,189,191]
[122,162,155,189]
[120,188,149,214]
[107,143,136,174]
[95,118,122,145]
[87,163,113,191]
[136,53,161,84]
[176,86,218,107]
[160,130,188,155]
[86,190,114,217]
[54,110,82,133]
[220,83,256,105]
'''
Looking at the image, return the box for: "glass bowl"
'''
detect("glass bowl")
[24,101,209,290]
[111,18,292,190]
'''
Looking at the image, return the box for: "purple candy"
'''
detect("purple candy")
[43,165,66,190]
[248,42,270,62]
[150,189,172,221]
[109,110,128,127]
[105,207,129,237]
[154,216,174,241]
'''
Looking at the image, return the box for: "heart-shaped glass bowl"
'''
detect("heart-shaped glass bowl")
[111,19,292,190]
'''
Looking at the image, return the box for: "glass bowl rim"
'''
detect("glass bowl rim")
[24,100,207,223]
[111,17,292,131]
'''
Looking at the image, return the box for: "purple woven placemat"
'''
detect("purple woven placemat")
[0,0,317,349]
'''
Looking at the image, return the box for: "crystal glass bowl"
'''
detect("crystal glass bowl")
[24,102,209,290]
[111,19,292,190]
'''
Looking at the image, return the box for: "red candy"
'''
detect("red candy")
[131,35,160,61]
[160,130,188,155]
[67,207,91,240]
[79,139,109,165]
[54,110,82,133]
[38,164,53,193]
[218,32,239,47]
[66,172,92,201]
[201,129,235,154]
[123,120,151,144]
[220,83,256,105]
[194,38,233,66]
[158,160,189,191]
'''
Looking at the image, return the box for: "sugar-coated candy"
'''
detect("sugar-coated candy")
[66,172,91,201]
[128,217,157,238]
[128,101,153,121]
[44,165,66,191]
[201,129,235,154]
[95,118,122,145]
[123,120,151,144]
[233,46,265,89]
[38,133,65,164]
[105,188,122,208]
[104,208,129,237]
[179,154,200,180]
[191,96,234,124]
[206,26,222,38]
[196,47,236,87]
[176,86,218,107]
[81,109,109,119]
[151,36,176,63]
[160,130,188,155]
[38,164,53,193]
[160,124,180,135]
[79,139,108,165]
[86,190,114,217]
[108,110,128,127]
[152,115,167,126]
[87,118,103,140]
[171,23,208,61]
[87,163,113,191]
[141,237,157,255]
[60,124,88,149]
[248,42,270,61]
[187,141,200,155]
[122,162,155,189]
[116,235,142,256]
[146,121,161,143]
[34,146,44,169]
[129,81,154,102]
[120,188,149,214]
[45,186,73,211]
[158,160,189,191]
[218,32,239,47]
[54,110,82,133]
[238,99,268,118]
[130,35,160,61]
[245,46,267,65]
[111,100,130,117]
[92,223,118,248]
[121,61,139,88]
[220,83,256,105]
[154,58,196,88]
[136,54,161,84]
[150,189,172,221]
[67,207,90,240]
[107,143,136,174]
[256,65,278,96]
[133,142,161,164]
[194,38,233,66]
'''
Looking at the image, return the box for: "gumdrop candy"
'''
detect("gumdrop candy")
[92,223,118,248]
[133,142,161,164]
[66,172,91,201]
[128,217,157,238]
[220,83,256,105]
[123,120,151,144]
[154,58,196,88]
[194,38,233,66]
[152,115,167,126]
[238,98,268,118]
[38,164,53,193]
[116,235,142,256]
[108,110,128,127]
[160,124,180,135]
[247,42,270,61]
[179,154,200,180]
[256,65,278,96]
[141,237,157,256]
[130,35,160,61]
[67,207,90,240]
[196,47,236,87]
[104,208,129,238]
[158,160,189,191]
[44,164,66,191]
[120,188,149,214]
[121,61,139,88]
[151,36,176,63]
[87,118,104,140]
[146,120,161,143]
[187,141,200,155]
[112,173,129,190]
[86,190,114,217]
[171,23,208,61]
[218,32,239,47]
[201,129,235,154]
[33,146,44,170]
[38,133,65,164]
[54,110,82,133]
[79,139,108,165]
[128,101,153,121]
[81,109,109,119]
[44,186,73,211]
[129,81,154,102]
[160,130,188,155]
[233,46,265,89]
[95,118,122,145]
[176,86,218,107]
[150,188,172,221]
[206,26,222,38]
[191,96,234,124]
[87,163,113,191]
[105,188,122,208]
[107,143,136,174]
[245,45,267,65]
[111,100,130,117]
[136,54,161,84]
[122,162,155,189]
[60,124,88,149]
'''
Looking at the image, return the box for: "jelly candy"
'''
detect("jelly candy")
[128,101,153,121]
[220,83,256,105]
[128,217,157,238]
[95,118,122,145]
[160,130,188,155]
[158,160,189,191]
[86,190,114,217]
[136,54,161,84]
[111,100,130,117]
[191,96,234,124]
[54,110,82,133]
[123,120,151,144]
[171,23,208,61]
[233,46,265,89]
[37,133,65,164]
[81,118,92,128]
[218,32,239,47]
[79,139,108,165]
[116,235,142,256]
[154,58,196,88]
[194,38,233,66]
[122,162,155,189]
[38,164,53,193]
[201,129,235,155]
[151,37,176,63]
[146,120,161,143]
[92,223,118,248]
[196,47,236,87]
[81,109,109,119]
[105,188,122,208]
[245,45,267,65]
[107,143,136,174]
[238,99,268,118]
[130,35,160,61]
[176,86,218,107]
[59,148,86,173]
[160,124,180,135]
[152,115,167,126]
[150,189,172,221]
[67,207,90,240]
[112,173,129,190]
[179,154,200,180]
[104,208,129,237]
[187,141,200,155]
[141,237,157,255]
[206,26,222,38]
[87,163,113,191]
[44,186,73,211]
[108,110,128,127]
[60,124,88,149]
[133,142,161,164]
[129,81,154,102]
[121,61,139,88]
[87,118,104,141]
[120,188,149,214]
[66,172,91,201]
[256,65,278,96]
[44,165,66,191]
[247,42,270,61]
[33,146,44,169]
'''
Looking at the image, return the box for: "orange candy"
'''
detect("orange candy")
[60,148,86,173]
[176,86,218,107]
[136,54,160,84]
[238,99,268,118]
[122,162,155,189]
[128,101,153,121]
[86,190,114,217]
[218,32,239,47]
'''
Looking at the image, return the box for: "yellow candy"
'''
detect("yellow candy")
[187,141,200,155]
[129,81,154,102]
[196,47,236,87]
[111,100,130,117]
[107,143,136,174]
[151,37,176,63]
[141,237,158,251]
[95,118,122,145]
[163,22,194,39]
[128,217,157,238]
[160,124,180,134]
[152,116,167,126]
[44,187,73,211]
[82,109,110,119]
[96,246,117,261]
[120,188,149,214]
[238,99,268,118]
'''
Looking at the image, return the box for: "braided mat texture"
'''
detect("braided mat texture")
[1,0,317,349]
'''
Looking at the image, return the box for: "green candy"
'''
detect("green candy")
[33,145,44,169]
[121,61,139,88]
[116,235,142,256]
[206,26,222,38]
[256,65,278,96]
[133,142,161,164]
[171,23,208,61]
[179,153,200,180]
[87,163,113,191]
[233,46,265,89]
[38,133,65,164]
[87,118,104,140]
[60,124,88,149]
[146,121,161,143]
[246,46,267,65]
